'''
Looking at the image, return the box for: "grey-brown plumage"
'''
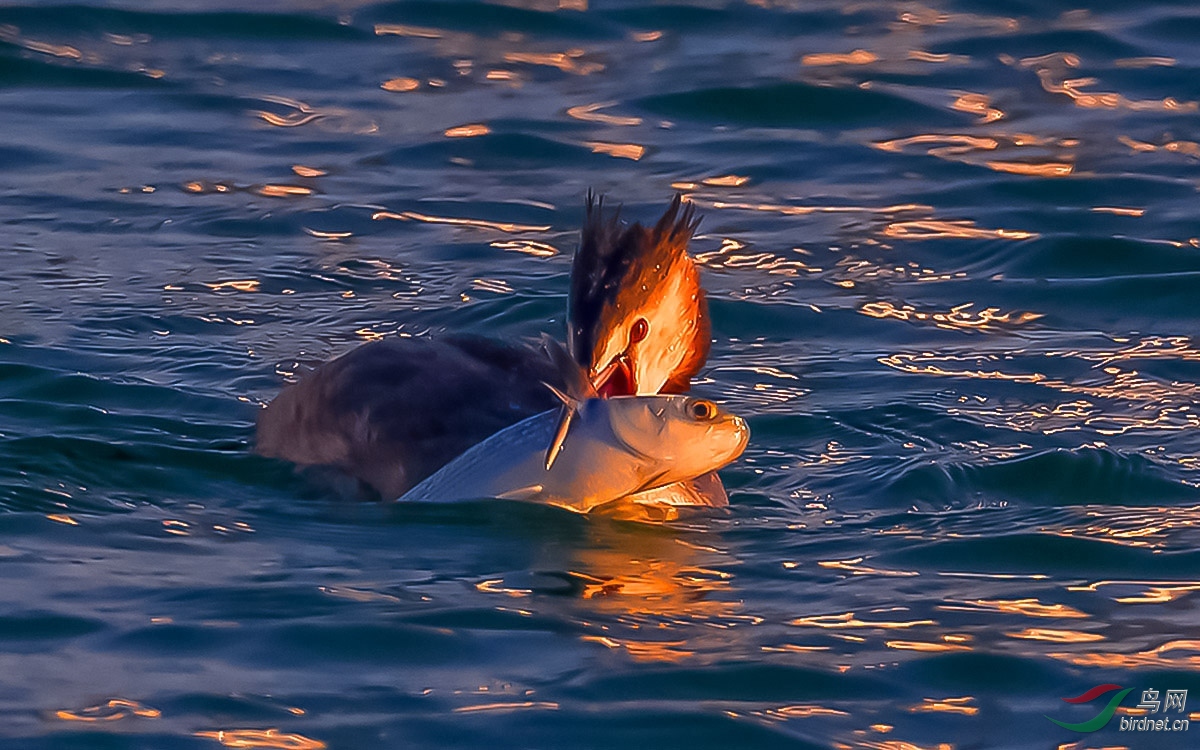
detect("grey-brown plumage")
[256,335,560,499]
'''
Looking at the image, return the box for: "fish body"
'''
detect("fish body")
[399,395,748,513]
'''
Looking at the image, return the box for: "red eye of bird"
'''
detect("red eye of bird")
[630,318,649,343]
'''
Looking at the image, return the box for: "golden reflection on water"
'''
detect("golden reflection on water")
[380,77,420,92]
[938,598,1088,618]
[984,160,1072,177]
[254,185,314,198]
[881,346,1200,435]
[860,301,1042,332]
[472,526,746,664]
[184,180,232,194]
[885,639,971,653]
[471,278,514,295]
[818,556,918,577]
[789,611,935,629]
[909,50,970,65]
[1116,56,1176,68]
[485,69,521,84]
[692,239,821,278]
[1119,134,1200,160]
[195,729,325,750]
[702,175,750,187]
[444,123,490,138]
[502,50,603,75]
[873,130,1077,176]
[1092,206,1144,217]
[761,643,830,654]
[253,97,322,128]
[1051,506,1200,549]
[882,220,1036,240]
[566,101,642,126]
[630,30,662,43]
[874,133,999,155]
[703,199,931,217]
[1009,51,1197,113]
[1036,69,1197,112]
[372,210,549,234]
[909,697,978,716]
[1049,639,1200,669]
[802,49,878,66]
[452,701,559,713]
[319,585,406,604]
[581,635,695,663]
[850,740,954,750]
[55,698,160,722]
[373,23,443,39]
[491,240,559,258]
[1005,628,1105,643]
[895,5,1017,32]
[1090,335,1200,366]
[584,141,645,160]
[1068,578,1200,604]
[490,0,587,11]
[303,228,353,240]
[1113,584,1200,603]
[252,95,377,135]
[22,38,83,60]
[950,92,1004,122]
[752,704,848,721]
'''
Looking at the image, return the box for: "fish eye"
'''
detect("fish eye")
[690,399,717,421]
[630,318,649,344]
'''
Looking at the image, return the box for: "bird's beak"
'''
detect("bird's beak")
[592,348,635,397]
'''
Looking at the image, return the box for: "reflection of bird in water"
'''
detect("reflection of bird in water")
[256,194,719,506]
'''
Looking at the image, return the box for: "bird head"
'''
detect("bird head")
[568,194,710,397]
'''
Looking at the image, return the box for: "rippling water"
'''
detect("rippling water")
[3,1,1200,748]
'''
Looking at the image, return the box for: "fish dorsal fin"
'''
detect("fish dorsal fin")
[539,379,577,470]
[543,402,575,470]
[496,484,544,501]
[539,334,597,401]
[541,381,572,406]
[538,335,598,471]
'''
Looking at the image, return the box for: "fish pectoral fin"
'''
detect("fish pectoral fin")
[540,380,574,406]
[539,334,598,400]
[626,473,729,508]
[544,405,575,470]
[495,484,544,501]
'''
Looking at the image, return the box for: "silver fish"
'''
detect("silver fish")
[398,395,749,513]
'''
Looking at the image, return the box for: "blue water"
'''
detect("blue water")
[2,1,1200,748]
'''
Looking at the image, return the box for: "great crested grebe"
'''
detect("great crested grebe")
[256,194,720,505]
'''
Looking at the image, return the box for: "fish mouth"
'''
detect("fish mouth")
[593,352,635,397]
[723,415,751,456]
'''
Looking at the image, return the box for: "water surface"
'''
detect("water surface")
[2,1,1199,748]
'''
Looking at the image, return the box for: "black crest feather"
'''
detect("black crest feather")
[568,192,700,365]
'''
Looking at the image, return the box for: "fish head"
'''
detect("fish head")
[569,194,711,397]
[603,395,749,488]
